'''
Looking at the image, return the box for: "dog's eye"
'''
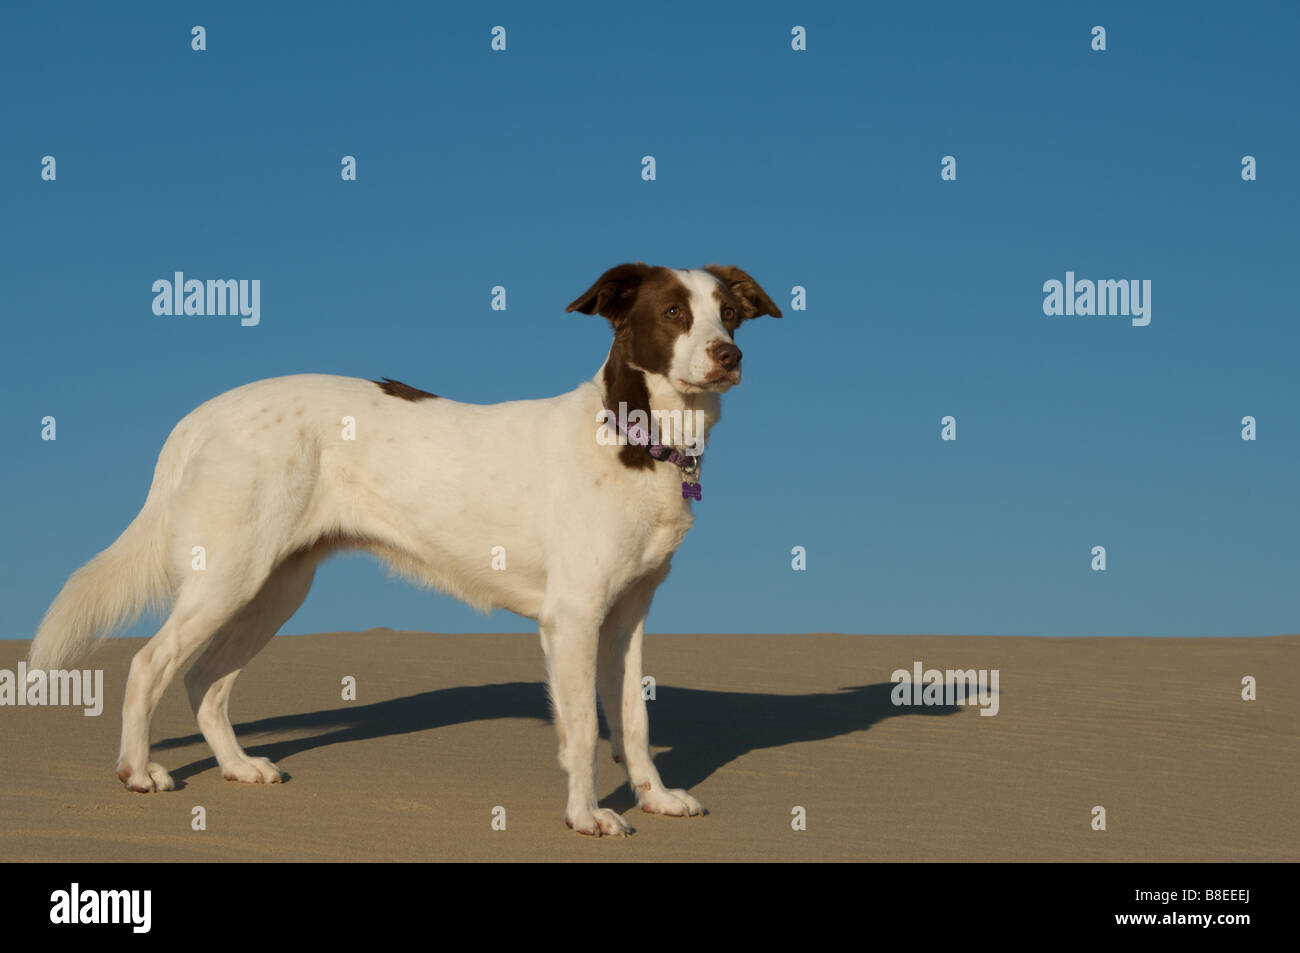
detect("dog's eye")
[665,306,681,320]
[722,306,736,322]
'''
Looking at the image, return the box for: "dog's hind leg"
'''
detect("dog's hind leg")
[183,551,317,784]
[597,568,704,819]
[117,592,253,792]
[115,425,320,792]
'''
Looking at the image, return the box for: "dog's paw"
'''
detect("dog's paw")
[117,761,175,793]
[566,807,633,837]
[638,786,705,817]
[221,756,283,784]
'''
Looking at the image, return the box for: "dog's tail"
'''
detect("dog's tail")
[28,489,175,672]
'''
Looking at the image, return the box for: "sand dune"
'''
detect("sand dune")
[2,631,1295,861]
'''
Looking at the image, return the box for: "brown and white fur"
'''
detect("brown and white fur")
[28,262,782,836]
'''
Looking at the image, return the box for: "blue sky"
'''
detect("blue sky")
[2,1,1297,639]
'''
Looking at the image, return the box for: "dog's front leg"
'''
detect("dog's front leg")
[539,606,631,836]
[598,578,705,819]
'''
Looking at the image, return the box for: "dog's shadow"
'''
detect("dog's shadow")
[154,682,964,808]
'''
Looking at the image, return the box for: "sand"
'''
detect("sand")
[1,630,1296,862]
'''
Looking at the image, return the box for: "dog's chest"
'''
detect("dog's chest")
[627,492,695,576]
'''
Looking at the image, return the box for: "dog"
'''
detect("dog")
[28,262,782,836]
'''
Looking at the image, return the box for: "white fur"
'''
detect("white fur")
[670,268,741,393]
[28,294,737,832]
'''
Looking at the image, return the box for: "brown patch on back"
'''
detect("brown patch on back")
[374,378,438,401]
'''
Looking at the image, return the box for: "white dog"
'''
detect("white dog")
[29,262,782,836]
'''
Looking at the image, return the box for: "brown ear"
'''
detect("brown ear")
[565,262,653,327]
[704,264,783,319]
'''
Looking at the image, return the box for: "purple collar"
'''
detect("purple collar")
[602,399,703,501]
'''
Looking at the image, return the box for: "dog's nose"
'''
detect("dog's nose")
[710,340,743,369]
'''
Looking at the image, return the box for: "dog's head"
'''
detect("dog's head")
[566,263,781,397]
